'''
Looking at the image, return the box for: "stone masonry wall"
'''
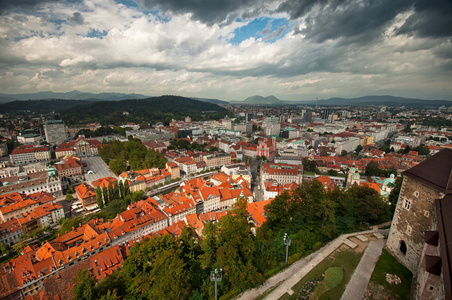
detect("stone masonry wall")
[386,176,443,273]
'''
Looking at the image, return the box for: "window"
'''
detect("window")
[400,240,407,255]
[404,199,411,210]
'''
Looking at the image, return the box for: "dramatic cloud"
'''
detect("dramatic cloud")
[0,0,450,101]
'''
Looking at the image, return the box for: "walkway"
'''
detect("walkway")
[341,238,385,300]
[235,228,381,300]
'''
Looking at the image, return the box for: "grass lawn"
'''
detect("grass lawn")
[279,248,364,300]
[368,249,412,299]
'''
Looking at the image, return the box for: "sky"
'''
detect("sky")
[0,0,451,101]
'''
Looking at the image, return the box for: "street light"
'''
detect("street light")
[210,268,222,300]
[283,233,291,265]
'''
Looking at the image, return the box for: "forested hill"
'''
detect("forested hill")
[0,99,94,114]
[60,95,230,125]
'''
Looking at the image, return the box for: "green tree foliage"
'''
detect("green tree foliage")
[215,198,265,293]
[302,158,317,172]
[96,186,104,209]
[328,169,338,176]
[73,269,96,300]
[102,187,109,205]
[365,161,380,176]
[355,144,363,154]
[121,234,191,299]
[100,138,166,174]
[60,96,230,125]
[388,177,403,207]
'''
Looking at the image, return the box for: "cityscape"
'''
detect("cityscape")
[0,96,451,299]
[0,0,451,299]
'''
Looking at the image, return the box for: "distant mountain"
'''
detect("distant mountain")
[190,97,229,105]
[305,95,452,107]
[59,95,230,125]
[0,90,150,103]
[239,95,284,105]
[0,99,94,114]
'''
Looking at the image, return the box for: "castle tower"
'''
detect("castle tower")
[346,163,360,188]
[386,149,452,299]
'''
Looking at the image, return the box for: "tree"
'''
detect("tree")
[123,180,130,197]
[328,169,338,176]
[388,177,403,207]
[108,182,115,202]
[216,198,264,293]
[102,187,109,205]
[302,158,317,172]
[65,194,73,202]
[73,269,96,300]
[355,145,363,154]
[365,161,380,176]
[96,186,104,209]
[341,150,348,156]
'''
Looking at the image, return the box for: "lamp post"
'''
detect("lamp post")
[210,268,222,300]
[284,233,291,265]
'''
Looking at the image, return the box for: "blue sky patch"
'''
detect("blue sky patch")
[87,29,108,39]
[114,0,139,8]
[230,17,290,44]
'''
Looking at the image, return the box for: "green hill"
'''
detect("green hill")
[60,95,230,125]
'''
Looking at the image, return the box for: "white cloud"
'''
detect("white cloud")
[0,0,450,101]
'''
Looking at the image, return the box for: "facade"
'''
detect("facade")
[0,167,62,197]
[203,153,231,169]
[256,138,277,160]
[260,162,303,187]
[17,129,43,144]
[0,142,7,157]
[54,157,83,179]
[10,145,51,164]
[0,218,24,246]
[0,199,40,222]
[43,116,68,145]
[386,149,452,300]
[55,136,101,158]
[75,183,97,208]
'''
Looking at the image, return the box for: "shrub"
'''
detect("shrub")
[312,241,323,251]
[326,267,343,288]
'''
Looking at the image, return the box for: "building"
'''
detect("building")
[0,142,7,157]
[260,162,303,187]
[17,129,43,144]
[166,162,180,179]
[9,145,51,164]
[55,136,101,158]
[0,218,24,246]
[0,166,62,197]
[256,138,277,160]
[0,199,40,222]
[54,157,83,179]
[203,153,231,169]
[43,114,68,145]
[386,149,452,300]
[75,183,97,209]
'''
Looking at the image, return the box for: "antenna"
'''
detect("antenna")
[316,97,318,109]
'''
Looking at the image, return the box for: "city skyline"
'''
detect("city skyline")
[0,0,451,101]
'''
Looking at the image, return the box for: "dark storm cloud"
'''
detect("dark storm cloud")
[0,0,59,11]
[280,0,452,43]
[68,12,84,25]
[138,0,259,25]
[396,0,452,38]
[284,0,411,43]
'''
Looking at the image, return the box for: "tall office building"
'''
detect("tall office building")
[43,114,68,145]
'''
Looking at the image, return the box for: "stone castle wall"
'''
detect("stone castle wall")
[386,176,443,273]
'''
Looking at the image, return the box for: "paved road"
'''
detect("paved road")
[82,156,117,184]
[341,238,385,300]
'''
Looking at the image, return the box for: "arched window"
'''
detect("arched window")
[400,240,407,255]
